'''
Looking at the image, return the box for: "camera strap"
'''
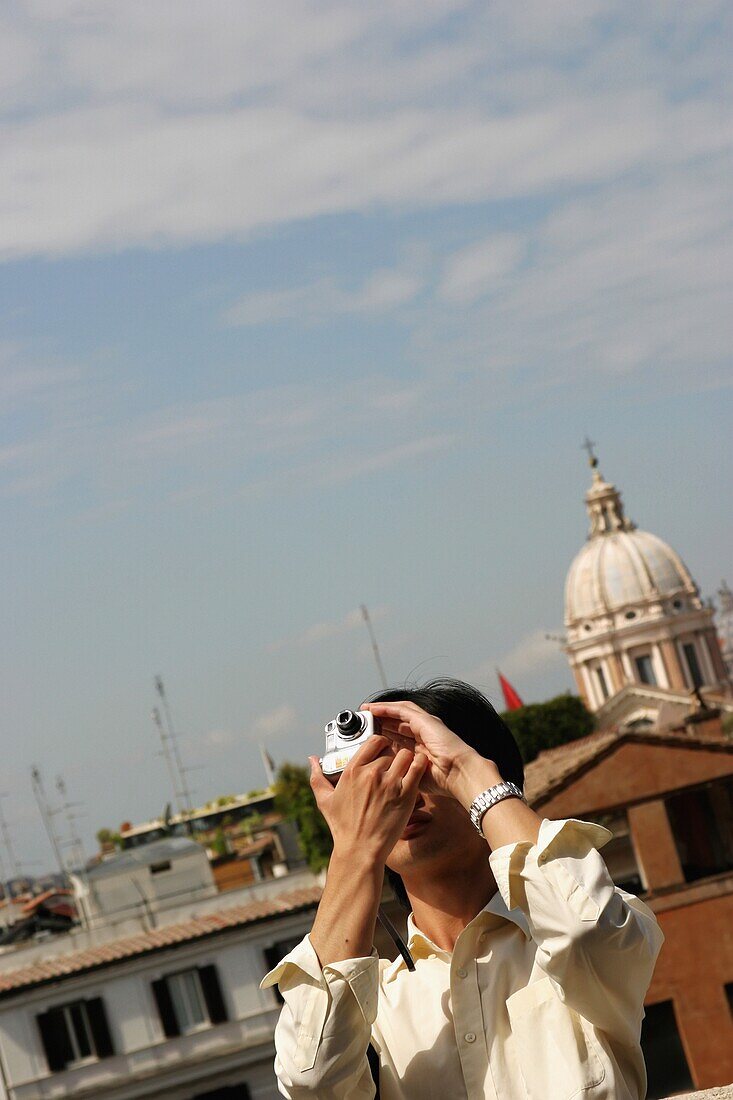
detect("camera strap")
[376,906,415,972]
[367,1042,380,1096]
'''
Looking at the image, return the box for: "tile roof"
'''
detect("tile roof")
[524,725,731,805]
[0,885,322,999]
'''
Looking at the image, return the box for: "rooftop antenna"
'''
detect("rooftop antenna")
[0,836,9,918]
[0,795,22,887]
[30,766,66,881]
[154,676,195,818]
[361,605,388,690]
[151,706,186,820]
[55,775,86,874]
[55,775,90,929]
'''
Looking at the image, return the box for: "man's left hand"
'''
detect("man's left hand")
[363,700,501,799]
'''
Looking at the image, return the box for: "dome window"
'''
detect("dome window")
[624,610,637,620]
[584,623,593,632]
[673,599,683,610]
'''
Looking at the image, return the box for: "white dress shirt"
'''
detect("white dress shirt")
[261,818,664,1099]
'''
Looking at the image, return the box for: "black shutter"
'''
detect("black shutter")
[198,965,228,1025]
[36,1007,74,1072]
[152,978,180,1038]
[85,997,114,1059]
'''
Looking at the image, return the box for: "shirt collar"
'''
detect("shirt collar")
[383,890,530,981]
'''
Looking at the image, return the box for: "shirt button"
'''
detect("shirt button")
[456,967,467,978]
[465,1032,476,1043]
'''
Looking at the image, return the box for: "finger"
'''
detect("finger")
[365,700,422,713]
[386,746,414,782]
[309,756,334,800]
[400,751,430,799]
[345,734,391,769]
[365,701,425,724]
[376,720,419,745]
[374,719,412,740]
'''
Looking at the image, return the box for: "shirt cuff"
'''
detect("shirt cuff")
[489,818,613,912]
[260,933,325,990]
[260,934,379,1023]
[324,955,379,1026]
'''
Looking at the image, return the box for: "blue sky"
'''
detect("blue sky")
[1,1,732,871]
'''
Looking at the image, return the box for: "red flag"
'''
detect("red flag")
[497,670,524,711]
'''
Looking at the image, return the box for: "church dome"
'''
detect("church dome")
[565,529,696,624]
[564,456,698,627]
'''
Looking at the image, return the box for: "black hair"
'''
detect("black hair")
[366,677,524,911]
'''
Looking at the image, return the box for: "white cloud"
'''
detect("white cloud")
[201,728,235,750]
[439,233,526,304]
[225,268,422,326]
[253,704,297,737]
[416,161,733,390]
[0,4,729,259]
[472,629,566,686]
[268,606,387,653]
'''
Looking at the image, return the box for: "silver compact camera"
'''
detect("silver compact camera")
[319,709,381,777]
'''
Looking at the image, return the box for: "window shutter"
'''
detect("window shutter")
[152,978,180,1038]
[85,997,114,1059]
[36,1007,74,1072]
[198,965,228,1025]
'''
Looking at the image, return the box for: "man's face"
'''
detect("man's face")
[385,784,488,879]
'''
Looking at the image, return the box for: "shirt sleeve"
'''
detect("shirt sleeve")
[488,817,664,1044]
[260,934,378,1098]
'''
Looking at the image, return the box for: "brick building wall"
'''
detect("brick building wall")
[527,729,733,1092]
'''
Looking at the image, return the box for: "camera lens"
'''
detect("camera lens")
[335,710,363,738]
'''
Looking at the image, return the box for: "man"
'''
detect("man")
[261,679,663,1099]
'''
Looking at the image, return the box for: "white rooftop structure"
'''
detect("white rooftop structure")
[72,837,216,930]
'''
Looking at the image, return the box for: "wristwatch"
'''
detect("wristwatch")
[469,781,526,834]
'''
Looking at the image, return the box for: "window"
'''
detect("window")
[682,642,704,689]
[595,665,609,700]
[150,860,172,875]
[641,1000,693,1099]
[590,811,645,895]
[169,970,207,1032]
[634,653,656,685]
[263,936,304,1003]
[36,998,114,1072]
[152,965,228,1038]
[665,777,733,882]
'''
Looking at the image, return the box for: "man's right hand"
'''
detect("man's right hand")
[309,736,428,865]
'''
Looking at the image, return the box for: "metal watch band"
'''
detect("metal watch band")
[468,781,525,833]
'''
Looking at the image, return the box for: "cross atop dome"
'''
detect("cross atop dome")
[582,435,598,468]
[581,435,607,489]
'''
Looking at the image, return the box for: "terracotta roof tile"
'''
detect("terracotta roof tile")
[524,725,731,805]
[0,885,322,998]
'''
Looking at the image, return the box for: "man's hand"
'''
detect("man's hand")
[308,737,428,966]
[309,734,429,863]
[363,700,502,802]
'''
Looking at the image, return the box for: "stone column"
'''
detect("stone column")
[658,639,687,691]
